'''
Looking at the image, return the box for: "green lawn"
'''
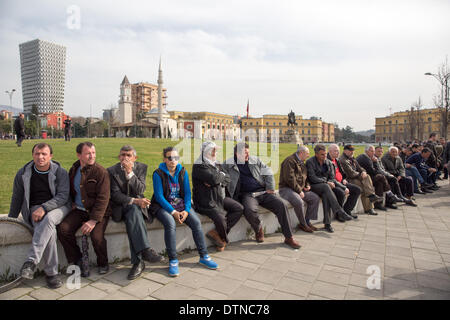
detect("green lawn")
[0,138,366,214]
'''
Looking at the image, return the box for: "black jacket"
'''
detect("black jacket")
[306,156,345,189]
[192,161,230,216]
[356,153,378,178]
[107,161,149,222]
[14,117,25,136]
[443,141,450,164]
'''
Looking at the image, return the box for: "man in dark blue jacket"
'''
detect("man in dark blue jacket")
[406,148,438,189]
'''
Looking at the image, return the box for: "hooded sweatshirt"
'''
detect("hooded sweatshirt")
[152,162,192,213]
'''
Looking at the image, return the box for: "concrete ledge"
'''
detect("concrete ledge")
[0,195,365,275]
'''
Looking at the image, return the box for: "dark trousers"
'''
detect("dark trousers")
[16,133,25,146]
[399,176,414,197]
[372,174,391,197]
[310,183,342,225]
[123,204,150,265]
[64,131,71,141]
[335,182,361,214]
[386,175,403,196]
[240,192,293,239]
[57,209,109,267]
[419,168,437,185]
[199,197,244,243]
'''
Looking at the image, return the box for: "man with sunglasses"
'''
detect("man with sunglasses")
[108,145,163,280]
[149,146,219,277]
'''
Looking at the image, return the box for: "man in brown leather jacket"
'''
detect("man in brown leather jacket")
[57,142,111,277]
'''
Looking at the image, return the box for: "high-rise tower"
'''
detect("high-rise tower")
[19,39,66,114]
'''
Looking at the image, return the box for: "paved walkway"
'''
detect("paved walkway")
[1,181,450,300]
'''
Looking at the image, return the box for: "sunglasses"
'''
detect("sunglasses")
[165,156,180,161]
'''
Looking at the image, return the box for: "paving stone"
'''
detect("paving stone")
[29,287,63,300]
[283,270,317,283]
[297,251,328,266]
[325,255,355,269]
[201,275,242,295]
[120,277,164,298]
[386,237,411,249]
[233,259,260,270]
[102,291,139,300]
[103,269,134,287]
[174,270,215,289]
[248,267,285,285]
[385,256,415,270]
[413,259,447,272]
[275,276,312,297]
[90,278,122,294]
[345,291,378,300]
[349,272,372,288]
[192,287,228,300]
[17,295,36,300]
[243,279,275,293]
[412,251,444,264]
[310,281,347,300]
[143,270,175,285]
[227,285,271,300]
[384,266,417,282]
[356,250,385,262]
[261,256,294,273]
[416,274,450,292]
[59,285,109,300]
[322,264,353,275]
[386,245,413,259]
[317,269,351,286]
[267,290,305,300]
[306,294,331,300]
[288,261,322,277]
[330,247,359,260]
[219,264,255,282]
[346,284,383,298]
[151,282,197,299]
[237,251,270,265]
[0,285,34,300]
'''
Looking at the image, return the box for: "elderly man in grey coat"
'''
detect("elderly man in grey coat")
[9,143,71,289]
[222,142,300,249]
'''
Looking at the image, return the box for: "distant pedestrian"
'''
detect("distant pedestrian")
[14,113,25,147]
[64,117,72,141]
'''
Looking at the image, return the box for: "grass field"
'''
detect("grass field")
[0,138,366,214]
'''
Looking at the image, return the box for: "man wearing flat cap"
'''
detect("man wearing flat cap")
[338,145,383,215]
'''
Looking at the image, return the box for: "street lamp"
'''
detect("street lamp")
[5,89,16,136]
[425,72,450,139]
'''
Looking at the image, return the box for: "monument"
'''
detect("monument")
[284,109,303,144]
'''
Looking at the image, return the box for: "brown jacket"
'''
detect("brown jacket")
[69,160,111,222]
[279,153,309,193]
[338,152,366,180]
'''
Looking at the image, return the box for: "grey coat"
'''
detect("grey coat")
[107,161,149,222]
[381,153,405,177]
[9,160,71,226]
[221,155,275,198]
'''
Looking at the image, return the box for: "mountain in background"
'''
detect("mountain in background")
[0,105,22,116]
[355,129,375,137]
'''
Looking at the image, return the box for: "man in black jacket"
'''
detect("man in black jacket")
[356,145,399,211]
[64,117,72,141]
[192,141,244,252]
[306,144,353,233]
[443,139,450,181]
[108,145,163,280]
[14,112,25,147]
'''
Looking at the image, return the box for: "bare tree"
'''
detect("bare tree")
[427,59,450,139]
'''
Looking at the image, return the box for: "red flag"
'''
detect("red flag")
[246,99,249,119]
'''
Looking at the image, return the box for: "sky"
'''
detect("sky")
[0,0,449,131]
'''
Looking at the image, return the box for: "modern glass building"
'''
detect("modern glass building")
[19,39,66,114]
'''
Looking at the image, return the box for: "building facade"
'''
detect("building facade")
[375,107,450,142]
[19,39,66,114]
[240,114,334,143]
[40,112,69,129]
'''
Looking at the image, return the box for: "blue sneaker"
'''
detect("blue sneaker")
[168,259,179,277]
[199,255,218,270]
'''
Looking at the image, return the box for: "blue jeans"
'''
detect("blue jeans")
[155,208,208,260]
[406,167,424,191]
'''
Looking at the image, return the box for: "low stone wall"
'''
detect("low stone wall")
[0,196,365,275]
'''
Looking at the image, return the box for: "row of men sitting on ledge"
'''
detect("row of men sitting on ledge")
[8,141,440,289]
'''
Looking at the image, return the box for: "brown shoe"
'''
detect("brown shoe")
[299,224,313,233]
[206,229,225,247]
[307,224,318,231]
[284,237,301,249]
[255,226,264,243]
[216,245,225,252]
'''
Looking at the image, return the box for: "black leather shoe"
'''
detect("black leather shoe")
[336,213,346,223]
[324,224,334,233]
[414,189,426,194]
[46,275,63,289]
[345,210,358,219]
[98,265,109,275]
[405,199,418,207]
[128,261,145,280]
[20,260,37,280]
[374,203,387,211]
[385,202,398,209]
[421,188,433,193]
[369,194,383,203]
[141,248,164,263]
[393,195,404,202]
[365,209,378,215]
